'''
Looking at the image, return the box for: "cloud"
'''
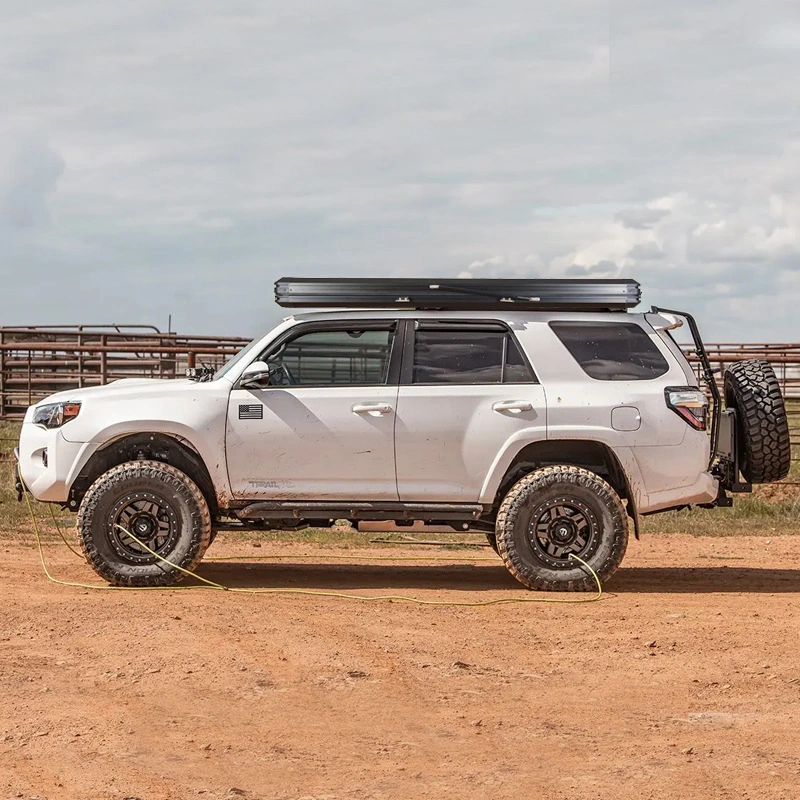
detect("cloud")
[0,0,800,340]
[565,260,619,277]
[616,207,670,230]
[627,241,664,260]
[0,136,65,230]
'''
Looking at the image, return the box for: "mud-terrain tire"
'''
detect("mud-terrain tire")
[724,360,791,484]
[495,466,628,591]
[77,460,211,586]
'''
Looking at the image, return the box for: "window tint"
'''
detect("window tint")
[412,329,534,384]
[267,327,394,386]
[550,321,669,381]
[504,335,534,383]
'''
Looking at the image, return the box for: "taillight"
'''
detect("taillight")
[665,387,709,431]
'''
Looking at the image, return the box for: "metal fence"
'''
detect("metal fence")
[2,325,800,419]
[687,343,800,400]
[0,326,249,419]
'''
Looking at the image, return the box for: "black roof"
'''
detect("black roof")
[275,277,641,311]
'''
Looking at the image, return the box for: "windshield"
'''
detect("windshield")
[213,338,263,381]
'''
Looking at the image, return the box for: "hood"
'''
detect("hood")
[31,378,195,407]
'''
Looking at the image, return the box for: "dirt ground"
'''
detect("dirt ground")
[1,533,800,800]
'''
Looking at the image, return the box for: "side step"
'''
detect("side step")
[237,501,486,522]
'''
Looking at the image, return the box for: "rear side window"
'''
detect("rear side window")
[549,321,669,381]
[412,328,535,384]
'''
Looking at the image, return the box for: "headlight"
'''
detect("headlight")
[33,402,82,429]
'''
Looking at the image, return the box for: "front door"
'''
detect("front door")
[394,321,547,502]
[226,321,400,500]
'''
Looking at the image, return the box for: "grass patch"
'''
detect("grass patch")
[642,492,800,537]
[0,421,75,539]
[0,421,31,534]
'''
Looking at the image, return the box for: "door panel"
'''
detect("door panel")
[394,321,546,502]
[226,385,399,499]
[225,320,401,501]
[394,385,546,501]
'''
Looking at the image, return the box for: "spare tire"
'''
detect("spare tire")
[724,360,791,484]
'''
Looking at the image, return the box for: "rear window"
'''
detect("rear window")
[412,328,535,384]
[549,321,670,381]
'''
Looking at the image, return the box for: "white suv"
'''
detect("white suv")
[14,278,791,590]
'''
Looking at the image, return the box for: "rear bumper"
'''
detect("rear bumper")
[639,470,719,514]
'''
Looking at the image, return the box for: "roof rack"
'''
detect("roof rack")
[275,277,641,311]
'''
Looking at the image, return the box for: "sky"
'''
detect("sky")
[2,0,800,340]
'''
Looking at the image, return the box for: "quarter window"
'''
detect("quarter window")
[411,328,534,384]
[549,321,669,381]
[266,326,395,386]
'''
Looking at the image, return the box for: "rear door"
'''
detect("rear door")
[226,320,401,500]
[394,320,547,502]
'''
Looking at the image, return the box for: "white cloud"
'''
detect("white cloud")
[1,0,800,339]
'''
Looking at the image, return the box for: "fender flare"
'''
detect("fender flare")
[480,435,644,540]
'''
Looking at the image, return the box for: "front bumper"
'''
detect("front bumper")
[13,448,23,501]
[16,424,90,503]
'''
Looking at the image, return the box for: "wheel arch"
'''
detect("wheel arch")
[486,439,641,539]
[67,432,219,518]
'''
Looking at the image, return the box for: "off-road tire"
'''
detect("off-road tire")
[77,460,212,587]
[495,466,628,591]
[724,360,791,484]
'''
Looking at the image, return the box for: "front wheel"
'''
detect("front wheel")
[77,460,212,586]
[495,466,628,591]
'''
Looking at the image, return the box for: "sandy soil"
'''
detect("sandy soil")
[1,533,800,800]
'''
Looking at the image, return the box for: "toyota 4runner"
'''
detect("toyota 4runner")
[14,278,792,590]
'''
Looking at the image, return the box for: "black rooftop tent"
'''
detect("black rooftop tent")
[274,277,641,311]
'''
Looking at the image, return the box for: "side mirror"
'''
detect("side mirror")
[239,360,272,388]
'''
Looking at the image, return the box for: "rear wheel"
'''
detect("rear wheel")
[495,466,628,591]
[77,460,211,586]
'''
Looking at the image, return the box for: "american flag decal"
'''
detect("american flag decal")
[238,404,264,420]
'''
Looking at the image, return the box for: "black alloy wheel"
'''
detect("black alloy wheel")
[78,460,212,586]
[495,465,628,591]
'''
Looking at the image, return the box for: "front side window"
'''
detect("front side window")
[266,326,395,386]
[549,321,670,381]
[412,328,535,384]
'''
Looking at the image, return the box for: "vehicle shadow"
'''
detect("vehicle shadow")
[197,561,516,593]
[195,561,800,594]
[609,566,800,594]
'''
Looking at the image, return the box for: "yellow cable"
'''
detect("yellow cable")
[48,503,84,559]
[25,489,199,592]
[24,485,604,605]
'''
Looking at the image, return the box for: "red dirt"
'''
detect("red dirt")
[1,533,800,800]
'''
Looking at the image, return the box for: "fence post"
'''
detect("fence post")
[0,331,4,418]
[100,335,108,385]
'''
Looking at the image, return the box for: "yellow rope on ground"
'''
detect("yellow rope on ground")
[48,503,83,559]
[24,486,604,606]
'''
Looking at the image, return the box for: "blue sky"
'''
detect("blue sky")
[2,0,800,339]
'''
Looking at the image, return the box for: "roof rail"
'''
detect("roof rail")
[275,277,641,311]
